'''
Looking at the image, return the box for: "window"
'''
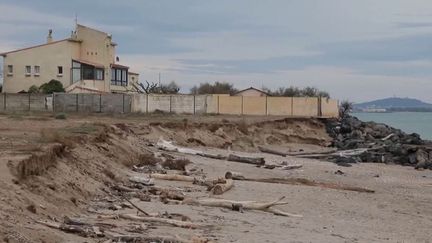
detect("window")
[57,66,63,76]
[34,66,40,76]
[25,66,31,76]
[111,68,128,86]
[95,68,104,80]
[7,65,13,75]
[71,61,81,83]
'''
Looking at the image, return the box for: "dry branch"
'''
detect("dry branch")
[183,196,302,218]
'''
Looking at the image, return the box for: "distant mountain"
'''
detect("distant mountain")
[355,97,432,111]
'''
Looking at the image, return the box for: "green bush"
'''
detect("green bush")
[40,80,65,94]
[55,113,67,120]
[28,85,40,93]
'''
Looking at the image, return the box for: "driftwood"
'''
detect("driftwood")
[104,232,187,243]
[118,214,201,229]
[211,179,234,195]
[36,220,90,236]
[129,176,154,186]
[238,177,374,193]
[225,171,245,180]
[227,154,265,165]
[150,173,196,182]
[122,197,150,216]
[281,164,303,170]
[258,146,287,157]
[197,152,227,160]
[183,196,302,218]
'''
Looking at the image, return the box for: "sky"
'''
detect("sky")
[1,0,432,103]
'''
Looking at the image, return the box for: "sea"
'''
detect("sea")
[353,112,432,140]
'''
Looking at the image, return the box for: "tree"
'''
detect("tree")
[191,82,238,95]
[339,100,353,118]
[39,80,65,94]
[160,81,180,94]
[28,85,40,93]
[138,81,180,94]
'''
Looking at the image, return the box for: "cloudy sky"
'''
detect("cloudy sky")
[1,0,432,102]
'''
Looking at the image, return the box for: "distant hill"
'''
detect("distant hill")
[355,97,432,112]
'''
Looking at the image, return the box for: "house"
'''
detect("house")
[0,24,139,93]
[233,87,269,97]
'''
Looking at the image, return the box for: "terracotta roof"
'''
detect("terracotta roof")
[73,59,104,68]
[68,85,105,94]
[111,63,129,69]
[234,87,270,96]
[0,38,76,56]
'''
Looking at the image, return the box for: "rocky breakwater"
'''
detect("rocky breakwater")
[325,116,432,169]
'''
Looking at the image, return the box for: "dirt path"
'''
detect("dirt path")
[0,113,431,243]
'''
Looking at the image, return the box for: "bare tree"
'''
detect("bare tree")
[339,100,353,118]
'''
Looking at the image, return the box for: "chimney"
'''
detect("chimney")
[47,29,53,43]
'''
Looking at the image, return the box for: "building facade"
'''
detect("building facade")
[0,24,139,93]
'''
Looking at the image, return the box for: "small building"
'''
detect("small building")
[0,24,139,93]
[233,87,269,97]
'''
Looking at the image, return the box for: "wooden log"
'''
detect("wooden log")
[183,196,302,218]
[258,146,287,157]
[149,173,195,182]
[225,171,245,180]
[242,177,375,193]
[211,179,234,195]
[281,164,303,170]
[227,154,265,165]
[197,152,227,160]
[118,214,201,229]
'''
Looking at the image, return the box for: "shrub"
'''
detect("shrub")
[28,85,40,93]
[55,113,67,120]
[40,79,65,94]
[339,100,353,118]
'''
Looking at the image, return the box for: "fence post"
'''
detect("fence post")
[99,94,102,113]
[146,94,149,114]
[169,95,172,113]
[122,93,125,113]
[193,95,196,115]
[241,96,244,115]
[265,96,268,115]
[76,94,79,112]
[3,93,6,111]
[28,93,31,111]
[217,95,220,114]
[291,97,294,116]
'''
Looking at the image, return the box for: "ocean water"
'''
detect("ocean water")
[353,112,432,140]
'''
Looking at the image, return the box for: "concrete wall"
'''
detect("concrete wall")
[243,96,266,115]
[10,93,338,117]
[218,96,242,115]
[267,97,293,116]
[321,98,339,117]
[292,97,319,117]
[0,93,51,111]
